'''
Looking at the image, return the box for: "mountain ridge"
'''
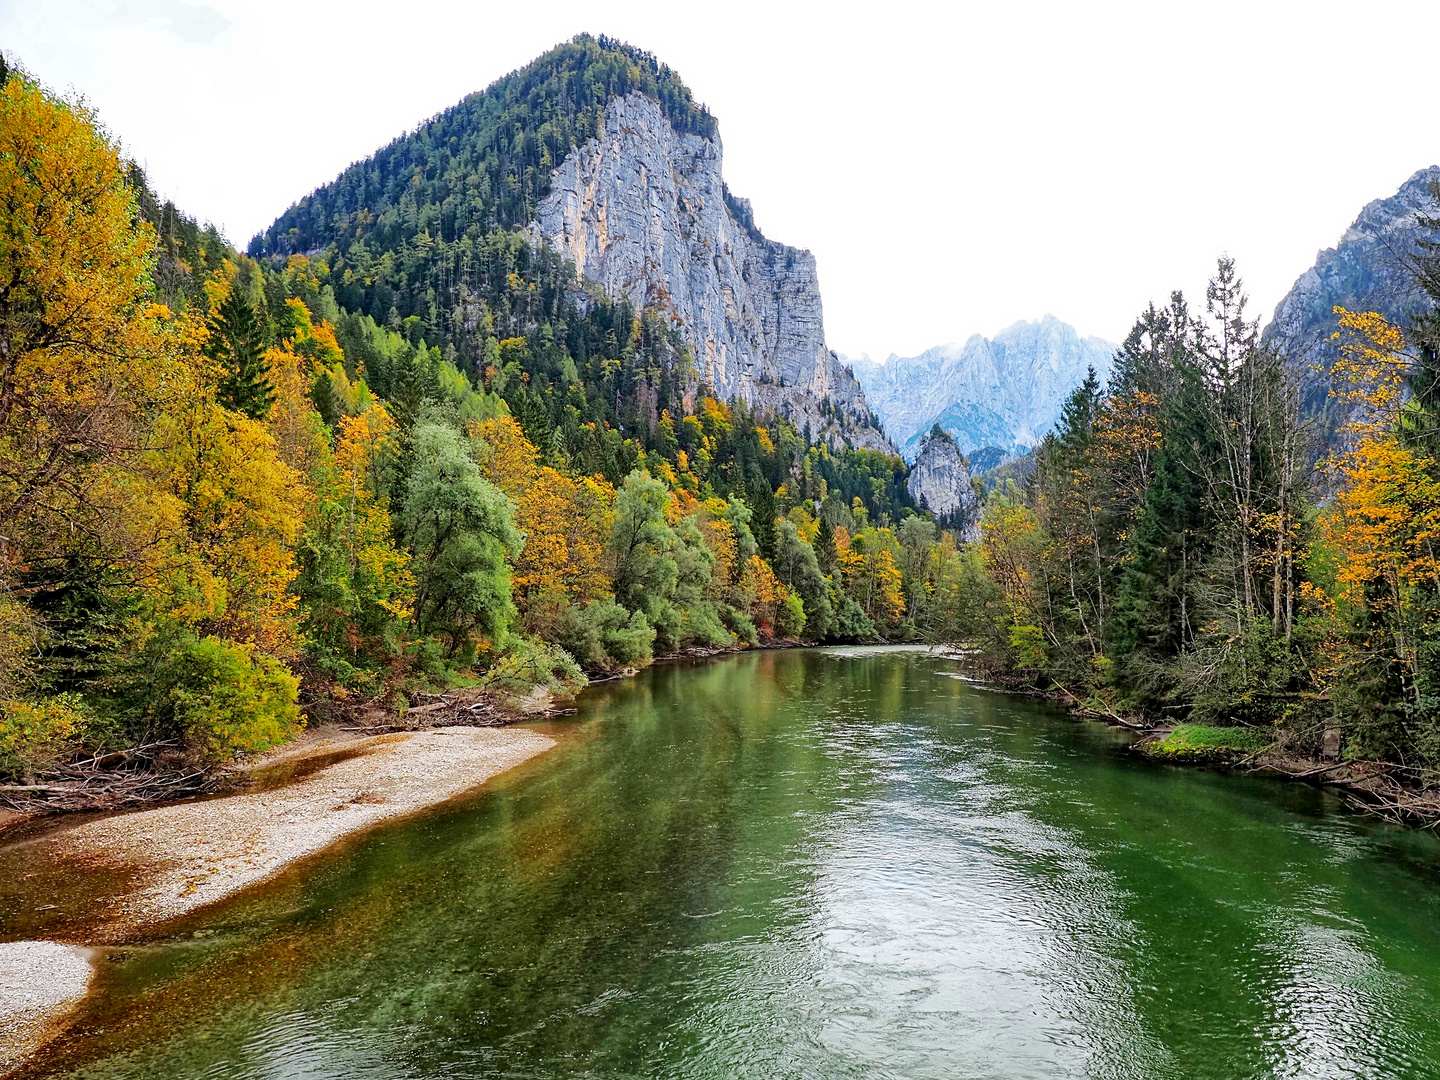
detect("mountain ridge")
[1264,165,1440,438]
[847,315,1116,460]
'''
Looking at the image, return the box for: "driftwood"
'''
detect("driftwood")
[1244,754,1440,830]
[1051,681,1150,730]
[0,736,215,815]
[338,696,520,733]
[1281,761,1353,779]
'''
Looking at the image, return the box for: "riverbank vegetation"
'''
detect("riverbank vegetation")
[1143,724,1273,763]
[8,44,1440,818]
[953,239,1440,788]
[0,64,961,788]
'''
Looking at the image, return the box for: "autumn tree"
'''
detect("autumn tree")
[472,415,613,636]
[0,73,182,600]
[298,403,414,662]
[1311,309,1440,761]
[149,402,309,657]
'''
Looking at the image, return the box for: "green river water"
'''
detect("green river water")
[11,645,1440,1079]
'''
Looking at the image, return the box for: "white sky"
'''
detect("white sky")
[6,0,1439,359]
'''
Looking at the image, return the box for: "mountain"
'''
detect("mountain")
[1264,166,1439,437]
[531,92,887,450]
[251,35,889,454]
[906,427,979,533]
[847,316,1116,460]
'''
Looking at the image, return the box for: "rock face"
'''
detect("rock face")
[532,92,891,452]
[847,316,1116,460]
[906,427,978,532]
[1265,166,1439,437]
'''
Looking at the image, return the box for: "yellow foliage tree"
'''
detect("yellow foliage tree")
[980,497,1048,643]
[332,407,410,619]
[297,403,414,654]
[866,547,906,625]
[471,414,614,634]
[512,468,614,634]
[739,553,790,630]
[0,75,186,571]
[150,403,309,656]
[471,414,539,496]
[1315,309,1440,702]
[264,345,330,476]
[834,525,863,592]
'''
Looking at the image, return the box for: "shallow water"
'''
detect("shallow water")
[16,646,1440,1079]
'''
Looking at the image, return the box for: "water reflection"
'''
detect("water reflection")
[19,648,1440,1079]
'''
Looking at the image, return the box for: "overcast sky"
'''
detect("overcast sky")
[6,0,1440,359]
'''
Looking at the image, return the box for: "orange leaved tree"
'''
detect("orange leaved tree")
[1313,309,1440,760]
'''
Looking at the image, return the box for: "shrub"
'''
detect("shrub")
[674,601,733,650]
[0,693,91,780]
[775,593,807,639]
[152,636,302,760]
[833,595,877,642]
[723,606,758,646]
[557,599,655,673]
[1008,624,1048,669]
[484,638,587,696]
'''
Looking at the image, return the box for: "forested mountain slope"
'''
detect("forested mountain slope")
[251,34,888,455]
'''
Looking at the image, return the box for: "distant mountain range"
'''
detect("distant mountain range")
[845,316,1116,461]
[849,163,1440,469]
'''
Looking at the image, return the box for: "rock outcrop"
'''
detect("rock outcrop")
[532,92,891,453]
[847,316,1115,460]
[1265,166,1440,439]
[906,427,979,533]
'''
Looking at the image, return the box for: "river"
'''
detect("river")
[15,646,1440,1078]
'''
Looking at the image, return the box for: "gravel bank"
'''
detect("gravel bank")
[43,725,554,935]
[0,941,92,1074]
[0,724,553,1075]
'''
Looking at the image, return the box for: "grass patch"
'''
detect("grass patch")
[1144,723,1272,763]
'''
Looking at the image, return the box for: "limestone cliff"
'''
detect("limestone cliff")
[906,427,979,534]
[531,92,891,453]
[1265,166,1440,439]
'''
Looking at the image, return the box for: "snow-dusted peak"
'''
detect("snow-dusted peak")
[851,317,1116,460]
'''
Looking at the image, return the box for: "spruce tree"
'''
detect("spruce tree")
[310,368,340,428]
[207,287,273,419]
[815,516,836,575]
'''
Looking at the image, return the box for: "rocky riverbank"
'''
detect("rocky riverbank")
[0,723,554,1075]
